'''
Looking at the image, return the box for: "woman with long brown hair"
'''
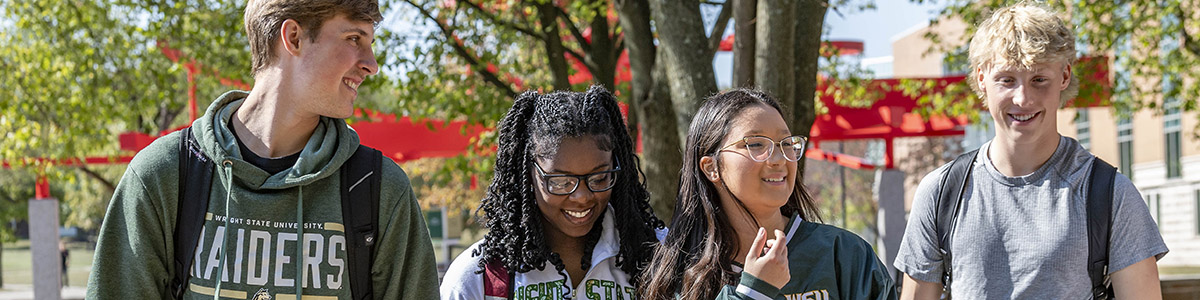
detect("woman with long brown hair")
[640,89,896,300]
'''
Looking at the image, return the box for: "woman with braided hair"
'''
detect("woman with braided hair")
[640,88,896,300]
[440,85,666,300]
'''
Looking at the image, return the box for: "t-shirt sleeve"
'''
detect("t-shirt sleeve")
[893,164,950,284]
[440,243,485,300]
[1106,174,1169,274]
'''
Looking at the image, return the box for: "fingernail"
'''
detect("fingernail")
[758,227,765,235]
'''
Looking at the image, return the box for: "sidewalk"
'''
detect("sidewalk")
[0,284,85,300]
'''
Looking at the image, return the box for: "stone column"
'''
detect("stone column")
[875,169,906,279]
[29,197,62,300]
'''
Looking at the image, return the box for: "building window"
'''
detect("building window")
[1161,20,1183,179]
[1156,194,1162,228]
[1164,92,1182,179]
[1076,109,1090,150]
[1117,117,1134,179]
[1148,194,1161,228]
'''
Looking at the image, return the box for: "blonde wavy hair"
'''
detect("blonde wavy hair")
[244,0,383,76]
[968,3,1079,103]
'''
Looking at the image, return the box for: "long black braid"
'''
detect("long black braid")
[474,85,666,289]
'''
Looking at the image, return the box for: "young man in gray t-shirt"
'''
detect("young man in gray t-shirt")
[894,3,1168,299]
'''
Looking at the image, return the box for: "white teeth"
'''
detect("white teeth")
[565,208,591,218]
[763,177,784,182]
[1010,113,1035,121]
[343,79,360,90]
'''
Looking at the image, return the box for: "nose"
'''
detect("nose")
[360,48,379,76]
[567,182,595,203]
[766,143,787,165]
[1012,84,1030,107]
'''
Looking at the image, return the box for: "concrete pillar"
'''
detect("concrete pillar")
[875,169,906,279]
[29,197,62,300]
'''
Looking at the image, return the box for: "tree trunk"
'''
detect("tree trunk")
[617,0,682,222]
[536,3,571,90]
[587,2,617,91]
[793,0,827,174]
[649,0,719,144]
[755,0,797,119]
[732,0,757,87]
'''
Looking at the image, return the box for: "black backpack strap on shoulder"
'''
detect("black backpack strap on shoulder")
[1087,158,1117,300]
[341,145,382,300]
[935,149,978,294]
[171,127,215,300]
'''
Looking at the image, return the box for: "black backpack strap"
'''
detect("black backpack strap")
[341,145,382,300]
[171,127,215,300]
[935,149,978,293]
[1087,158,1117,299]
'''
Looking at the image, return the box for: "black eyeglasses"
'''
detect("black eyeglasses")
[531,160,621,195]
[719,135,809,162]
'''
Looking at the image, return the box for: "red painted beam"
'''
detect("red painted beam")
[35,176,50,199]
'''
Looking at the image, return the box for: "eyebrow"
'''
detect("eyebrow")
[550,162,612,174]
[342,28,374,43]
[744,129,793,136]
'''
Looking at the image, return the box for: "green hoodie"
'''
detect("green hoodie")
[87,91,440,299]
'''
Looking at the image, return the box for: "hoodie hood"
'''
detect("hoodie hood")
[192,90,360,190]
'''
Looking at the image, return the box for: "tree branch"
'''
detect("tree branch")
[558,6,590,50]
[460,0,544,40]
[706,0,734,60]
[404,0,518,98]
[554,5,601,81]
[78,166,116,193]
[564,47,590,67]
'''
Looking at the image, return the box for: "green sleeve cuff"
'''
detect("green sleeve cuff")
[736,272,781,300]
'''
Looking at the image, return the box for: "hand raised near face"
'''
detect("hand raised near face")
[743,227,789,288]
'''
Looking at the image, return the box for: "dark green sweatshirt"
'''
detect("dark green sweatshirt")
[719,216,898,300]
[86,91,440,299]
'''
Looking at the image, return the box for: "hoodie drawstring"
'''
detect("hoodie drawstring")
[214,160,233,300]
[296,185,305,297]
[207,161,307,299]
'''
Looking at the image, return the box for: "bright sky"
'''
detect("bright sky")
[824,1,949,59]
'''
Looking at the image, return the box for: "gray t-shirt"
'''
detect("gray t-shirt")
[894,136,1168,299]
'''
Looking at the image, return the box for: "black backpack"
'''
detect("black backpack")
[934,149,1117,299]
[168,127,382,300]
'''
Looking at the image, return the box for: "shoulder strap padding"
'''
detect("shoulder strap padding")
[171,127,215,300]
[935,149,978,289]
[1087,158,1117,299]
[341,145,382,300]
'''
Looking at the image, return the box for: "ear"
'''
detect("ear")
[1059,63,1072,91]
[976,66,987,92]
[279,19,304,57]
[699,156,720,183]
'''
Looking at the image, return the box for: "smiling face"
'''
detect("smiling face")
[291,14,379,119]
[978,61,1070,148]
[531,136,614,243]
[705,104,796,216]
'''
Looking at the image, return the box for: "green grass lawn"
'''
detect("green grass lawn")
[1,240,94,289]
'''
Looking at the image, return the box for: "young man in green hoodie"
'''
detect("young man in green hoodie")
[86,1,440,299]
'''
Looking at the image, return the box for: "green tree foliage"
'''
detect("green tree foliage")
[0,0,250,238]
[914,0,1200,123]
